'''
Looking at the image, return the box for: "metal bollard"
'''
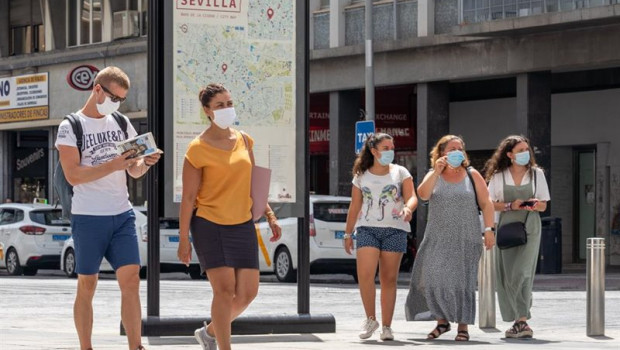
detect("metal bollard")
[586,237,605,336]
[478,241,496,329]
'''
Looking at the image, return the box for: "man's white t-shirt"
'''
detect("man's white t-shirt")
[352,164,412,232]
[54,111,138,216]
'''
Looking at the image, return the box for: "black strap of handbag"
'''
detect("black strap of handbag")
[465,166,481,213]
[500,168,538,225]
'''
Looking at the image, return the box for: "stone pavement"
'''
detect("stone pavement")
[0,270,619,349]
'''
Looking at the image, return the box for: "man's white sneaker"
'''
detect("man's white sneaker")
[380,326,394,341]
[358,317,379,339]
[194,322,218,350]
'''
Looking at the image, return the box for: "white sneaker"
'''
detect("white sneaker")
[358,317,379,339]
[194,322,218,350]
[380,326,394,341]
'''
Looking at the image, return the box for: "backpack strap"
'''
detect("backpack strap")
[111,111,129,140]
[466,166,481,213]
[64,113,83,159]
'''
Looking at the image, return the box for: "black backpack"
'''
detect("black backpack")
[53,112,128,218]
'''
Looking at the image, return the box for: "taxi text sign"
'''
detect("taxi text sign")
[355,120,375,154]
[0,72,49,123]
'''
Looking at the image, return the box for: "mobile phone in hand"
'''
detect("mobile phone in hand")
[520,200,536,207]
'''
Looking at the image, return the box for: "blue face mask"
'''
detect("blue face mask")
[514,151,530,166]
[377,150,394,166]
[446,150,465,168]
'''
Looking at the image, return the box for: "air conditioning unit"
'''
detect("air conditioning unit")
[113,10,139,40]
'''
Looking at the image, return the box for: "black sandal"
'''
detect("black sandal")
[455,330,470,341]
[427,323,451,339]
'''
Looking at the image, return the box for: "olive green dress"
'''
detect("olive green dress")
[495,173,541,322]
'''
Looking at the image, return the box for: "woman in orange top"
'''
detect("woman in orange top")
[178,83,281,350]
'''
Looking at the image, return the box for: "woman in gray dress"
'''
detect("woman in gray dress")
[405,135,495,341]
[485,135,550,339]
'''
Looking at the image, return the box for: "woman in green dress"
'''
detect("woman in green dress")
[484,135,550,339]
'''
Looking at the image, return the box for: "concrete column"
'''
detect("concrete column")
[516,72,551,214]
[0,0,9,57]
[0,131,8,200]
[329,90,361,196]
[329,0,348,48]
[43,0,54,51]
[309,0,321,50]
[416,81,449,241]
[417,0,435,37]
[102,0,112,42]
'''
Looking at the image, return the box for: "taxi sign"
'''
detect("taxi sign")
[355,120,375,154]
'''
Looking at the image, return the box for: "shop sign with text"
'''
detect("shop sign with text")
[0,73,49,124]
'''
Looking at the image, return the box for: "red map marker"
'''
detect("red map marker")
[222,64,228,73]
[267,7,274,20]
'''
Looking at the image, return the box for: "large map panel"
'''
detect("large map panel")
[173,0,296,203]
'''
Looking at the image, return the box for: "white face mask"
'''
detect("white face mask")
[212,107,236,129]
[96,95,120,116]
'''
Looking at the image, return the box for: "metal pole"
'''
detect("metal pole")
[146,0,163,317]
[478,241,496,329]
[365,0,375,120]
[297,0,310,315]
[586,237,605,336]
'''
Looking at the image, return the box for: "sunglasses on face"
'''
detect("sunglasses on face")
[99,84,127,103]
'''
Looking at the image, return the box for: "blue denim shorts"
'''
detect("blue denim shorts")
[356,226,408,253]
[71,209,140,275]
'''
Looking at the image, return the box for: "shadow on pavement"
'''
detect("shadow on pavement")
[479,327,502,333]
[500,338,561,344]
[587,335,615,340]
[232,334,324,344]
[407,338,491,345]
[147,334,325,345]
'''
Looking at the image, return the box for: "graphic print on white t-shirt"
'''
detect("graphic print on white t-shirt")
[54,111,138,216]
[353,164,412,232]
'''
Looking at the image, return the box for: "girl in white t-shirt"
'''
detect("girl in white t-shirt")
[484,135,551,339]
[343,133,418,341]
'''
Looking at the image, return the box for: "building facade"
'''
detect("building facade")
[1,0,619,266]
[308,0,620,267]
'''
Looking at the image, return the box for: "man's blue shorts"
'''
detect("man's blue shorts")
[71,209,140,275]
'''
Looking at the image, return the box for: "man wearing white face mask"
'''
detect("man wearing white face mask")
[55,66,160,350]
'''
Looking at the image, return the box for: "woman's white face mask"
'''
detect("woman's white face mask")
[212,107,237,129]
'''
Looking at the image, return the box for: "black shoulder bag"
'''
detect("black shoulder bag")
[496,169,537,250]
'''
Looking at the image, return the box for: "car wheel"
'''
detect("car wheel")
[188,266,206,280]
[274,247,296,283]
[64,248,77,278]
[23,267,38,276]
[6,248,23,276]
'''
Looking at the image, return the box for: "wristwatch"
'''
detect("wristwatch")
[343,233,352,240]
[484,227,495,232]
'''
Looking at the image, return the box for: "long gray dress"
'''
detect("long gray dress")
[405,175,483,324]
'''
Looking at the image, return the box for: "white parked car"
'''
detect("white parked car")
[256,195,356,282]
[0,203,71,276]
[61,207,201,279]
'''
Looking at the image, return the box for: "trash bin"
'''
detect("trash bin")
[537,217,562,274]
